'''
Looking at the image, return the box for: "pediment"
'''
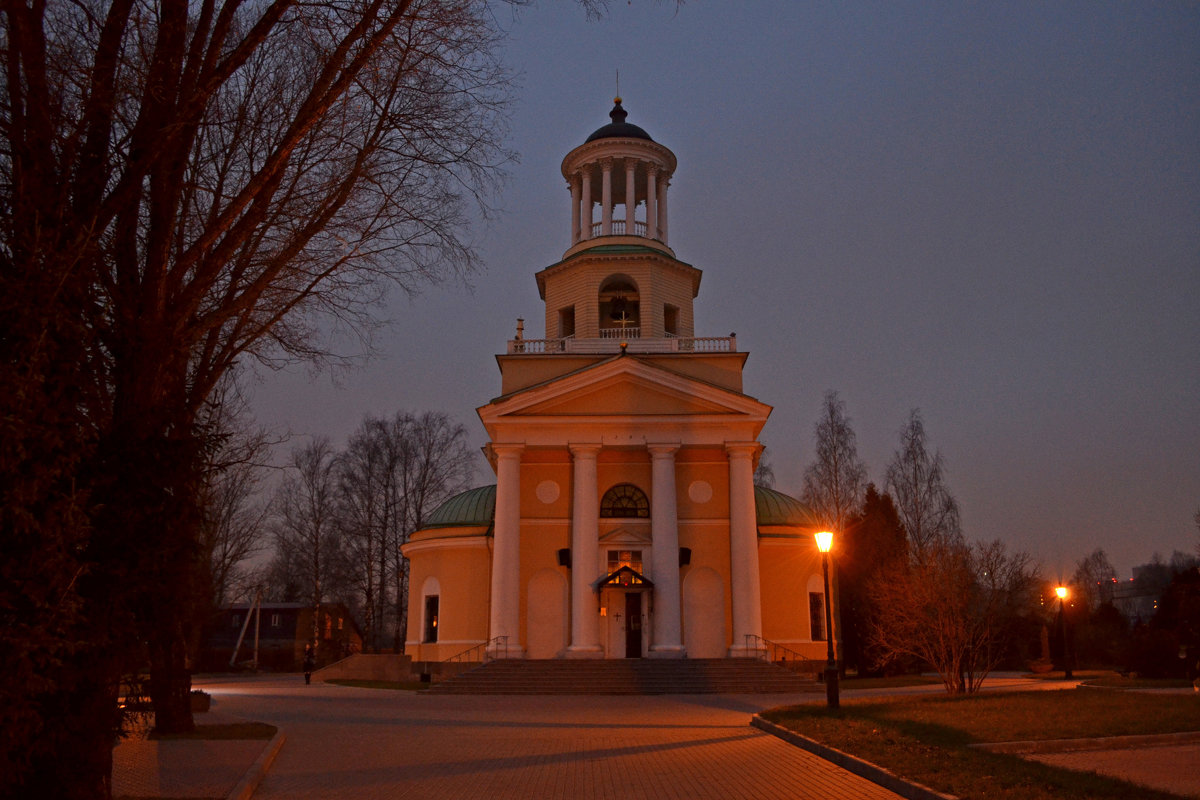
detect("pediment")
[481,356,769,420]
[599,526,651,545]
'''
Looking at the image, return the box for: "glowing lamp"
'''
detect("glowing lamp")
[815,531,834,553]
[1055,586,1068,600]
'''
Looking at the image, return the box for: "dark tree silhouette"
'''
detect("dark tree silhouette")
[1,1,515,795]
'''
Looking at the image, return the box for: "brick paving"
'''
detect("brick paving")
[202,676,905,800]
[112,712,272,799]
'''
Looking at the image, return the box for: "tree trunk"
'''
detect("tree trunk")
[149,627,194,734]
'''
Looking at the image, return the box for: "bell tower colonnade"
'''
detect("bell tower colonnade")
[562,98,677,255]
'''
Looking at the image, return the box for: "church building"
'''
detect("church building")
[403,100,827,663]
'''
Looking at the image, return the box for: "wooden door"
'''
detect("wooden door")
[624,593,642,658]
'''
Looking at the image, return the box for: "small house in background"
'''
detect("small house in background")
[200,602,362,672]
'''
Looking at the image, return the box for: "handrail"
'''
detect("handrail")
[744,634,824,674]
[444,635,508,664]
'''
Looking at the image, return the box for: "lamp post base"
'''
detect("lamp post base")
[823,665,840,709]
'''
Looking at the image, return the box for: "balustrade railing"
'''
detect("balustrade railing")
[590,220,651,238]
[507,335,735,355]
[744,634,824,675]
[600,326,640,339]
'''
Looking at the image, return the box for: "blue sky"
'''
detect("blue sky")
[249,1,1200,579]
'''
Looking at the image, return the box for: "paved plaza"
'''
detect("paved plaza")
[201,675,906,800]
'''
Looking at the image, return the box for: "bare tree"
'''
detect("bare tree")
[868,538,1036,693]
[885,409,962,561]
[337,419,392,651]
[1,0,519,793]
[386,411,475,649]
[1072,548,1118,612]
[801,390,867,535]
[272,439,342,656]
[754,447,776,488]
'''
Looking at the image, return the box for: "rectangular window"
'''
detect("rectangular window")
[423,596,440,643]
[231,614,241,627]
[558,306,576,338]
[809,592,826,641]
[664,304,679,336]
[607,550,643,574]
[270,614,281,628]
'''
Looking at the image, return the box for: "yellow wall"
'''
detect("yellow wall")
[404,528,491,662]
[759,535,827,662]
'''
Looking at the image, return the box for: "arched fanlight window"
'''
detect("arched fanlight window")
[599,483,650,518]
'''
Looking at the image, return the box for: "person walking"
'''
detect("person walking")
[303,644,316,686]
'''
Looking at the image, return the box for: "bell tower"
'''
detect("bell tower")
[531,99,704,346]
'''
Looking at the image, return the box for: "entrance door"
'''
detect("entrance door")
[624,593,642,658]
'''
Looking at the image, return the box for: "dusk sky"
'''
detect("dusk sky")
[248,2,1199,580]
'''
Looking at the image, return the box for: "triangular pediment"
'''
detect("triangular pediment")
[480,356,769,420]
[599,526,651,545]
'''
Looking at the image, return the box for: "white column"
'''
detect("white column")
[567,443,603,657]
[645,166,658,241]
[726,442,762,656]
[658,174,670,245]
[649,444,684,657]
[625,160,636,235]
[570,175,581,244]
[600,159,613,236]
[489,444,525,658]
[580,168,592,241]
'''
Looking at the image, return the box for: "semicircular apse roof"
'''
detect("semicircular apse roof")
[753,485,819,528]
[423,485,496,529]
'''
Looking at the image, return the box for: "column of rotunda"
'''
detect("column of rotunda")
[569,158,671,245]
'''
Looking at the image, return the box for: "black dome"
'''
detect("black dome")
[585,98,653,143]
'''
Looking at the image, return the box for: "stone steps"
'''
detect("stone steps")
[425,658,821,695]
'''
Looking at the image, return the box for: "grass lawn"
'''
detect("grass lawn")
[326,678,430,691]
[840,675,944,690]
[762,689,1200,800]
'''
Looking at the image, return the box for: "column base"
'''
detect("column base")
[486,644,525,659]
[648,646,686,659]
[565,645,604,659]
[726,644,763,658]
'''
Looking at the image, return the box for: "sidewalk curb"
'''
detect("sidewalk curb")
[226,728,286,800]
[750,715,958,800]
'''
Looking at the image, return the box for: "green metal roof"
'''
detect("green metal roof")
[754,486,819,527]
[423,485,496,529]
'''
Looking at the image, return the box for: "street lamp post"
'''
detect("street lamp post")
[815,531,839,709]
[1055,586,1073,680]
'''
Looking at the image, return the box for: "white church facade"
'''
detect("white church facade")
[403,100,828,662]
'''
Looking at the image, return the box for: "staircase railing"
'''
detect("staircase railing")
[444,635,509,665]
[744,634,824,675]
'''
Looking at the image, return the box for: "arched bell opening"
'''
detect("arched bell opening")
[599,275,640,338]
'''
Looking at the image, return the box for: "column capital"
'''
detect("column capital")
[598,157,614,171]
[569,442,602,458]
[492,442,525,457]
[647,442,680,458]
[724,441,760,458]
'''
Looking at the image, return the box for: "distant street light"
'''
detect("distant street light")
[1056,586,1074,680]
[816,531,839,709]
